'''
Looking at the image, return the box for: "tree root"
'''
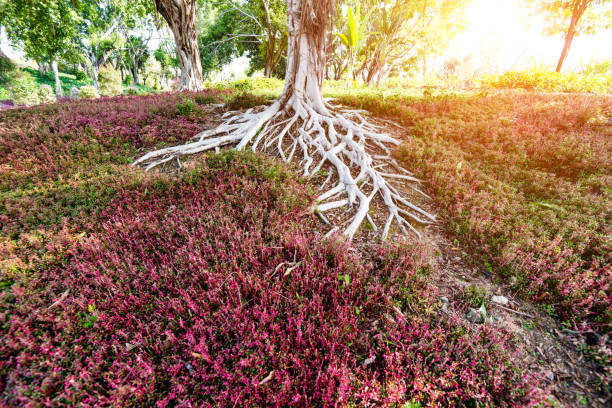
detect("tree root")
[133,101,435,239]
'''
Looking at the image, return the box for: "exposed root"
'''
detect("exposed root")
[133,100,435,239]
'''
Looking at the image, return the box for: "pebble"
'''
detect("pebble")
[491,295,509,306]
[545,370,554,381]
[440,296,449,303]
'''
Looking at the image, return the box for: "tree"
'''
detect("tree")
[531,0,611,72]
[77,0,123,90]
[353,0,467,86]
[334,1,371,80]
[200,0,288,78]
[154,0,204,90]
[121,34,151,85]
[135,0,435,239]
[1,0,80,95]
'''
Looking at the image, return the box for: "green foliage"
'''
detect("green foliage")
[581,59,612,75]
[98,66,123,96]
[0,55,18,86]
[79,85,100,99]
[194,94,218,104]
[125,86,143,96]
[75,70,87,81]
[479,67,612,93]
[2,0,80,64]
[37,84,56,104]
[462,285,488,308]
[226,92,268,110]
[8,70,40,106]
[125,73,133,86]
[175,98,197,116]
[199,0,288,78]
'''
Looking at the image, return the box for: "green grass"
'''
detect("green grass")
[0,67,158,100]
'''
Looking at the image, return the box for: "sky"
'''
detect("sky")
[445,0,612,73]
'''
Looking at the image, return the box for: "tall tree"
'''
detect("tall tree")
[200,0,288,78]
[530,0,611,72]
[1,0,80,95]
[154,0,204,90]
[78,0,122,90]
[135,0,435,239]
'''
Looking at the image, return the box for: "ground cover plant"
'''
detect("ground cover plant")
[338,91,612,332]
[0,93,549,406]
[0,90,226,274]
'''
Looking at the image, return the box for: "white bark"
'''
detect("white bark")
[135,0,435,239]
[52,60,61,96]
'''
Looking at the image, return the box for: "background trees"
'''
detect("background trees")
[529,0,611,72]
[154,0,204,90]
[1,0,80,95]
[200,0,288,78]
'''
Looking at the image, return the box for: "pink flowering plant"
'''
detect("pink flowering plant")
[0,89,547,406]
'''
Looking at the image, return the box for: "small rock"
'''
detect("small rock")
[544,370,554,381]
[466,305,487,324]
[363,356,376,367]
[440,296,449,304]
[453,256,461,261]
[493,315,502,323]
[491,295,509,306]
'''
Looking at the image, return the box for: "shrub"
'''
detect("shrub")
[75,70,87,81]
[125,86,143,96]
[0,55,17,86]
[479,67,611,93]
[230,78,254,91]
[125,73,133,86]
[194,93,218,104]
[98,66,123,96]
[37,84,56,104]
[175,97,197,116]
[79,85,100,99]
[226,92,268,110]
[8,70,39,106]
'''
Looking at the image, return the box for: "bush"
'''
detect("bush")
[8,70,39,106]
[226,92,268,110]
[194,93,218,104]
[125,73,133,87]
[479,67,611,93]
[98,66,123,96]
[37,84,56,104]
[175,97,197,116]
[230,78,254,91]
[0,55,17,86]
[581,59,612,76]
[125,86,143,96]
[75,70,87,81]
[79,85,100,99]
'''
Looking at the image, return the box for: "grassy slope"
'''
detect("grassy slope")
[0,68,155,99]
[0,93,546,406]
[338,91,611,329]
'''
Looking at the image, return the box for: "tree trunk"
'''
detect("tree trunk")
[135,0,435,239]
[277,0,330,114]
[556,0,587,73]
[51,60,62,96]
[155,0,204,91]
[37,61,45,76]
[92,63,100,90]
[131,55,139,85]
